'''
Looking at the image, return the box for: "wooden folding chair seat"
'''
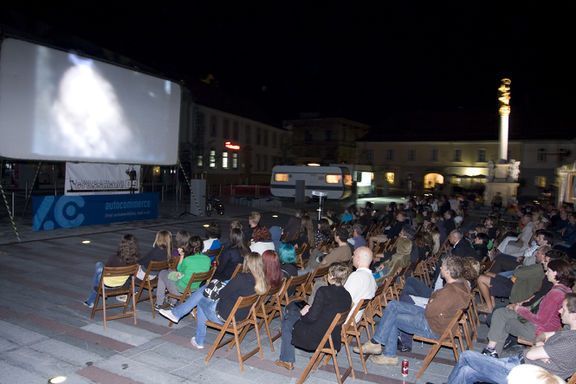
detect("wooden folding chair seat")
[305,264,330,296]
[279,271,311,306]
[297,309,351,384]
[166,267,215,327]
[412,257,431,287]
[251,279,286,352]
[134,260,169,318]
[91,264,139,329]
[413,309,466,378]
[204,294,263,373]
[341,300,372,377]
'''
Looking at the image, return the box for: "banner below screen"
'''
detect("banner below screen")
[33,192,158,231]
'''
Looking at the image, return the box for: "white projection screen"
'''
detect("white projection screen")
[0,38,181,165]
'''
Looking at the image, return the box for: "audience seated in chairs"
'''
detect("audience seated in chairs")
[354,255,472,366]
[446,292,576,384]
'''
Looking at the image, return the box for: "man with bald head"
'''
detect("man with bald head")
[344,246,378,322]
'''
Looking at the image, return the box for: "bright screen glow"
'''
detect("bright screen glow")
[0,38,181,165]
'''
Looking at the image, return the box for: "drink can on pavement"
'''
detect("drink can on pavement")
[401,359,409,376]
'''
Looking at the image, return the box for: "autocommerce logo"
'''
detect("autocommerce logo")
[33,196,86,230]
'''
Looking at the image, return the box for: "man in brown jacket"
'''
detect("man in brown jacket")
[356,255,471,366]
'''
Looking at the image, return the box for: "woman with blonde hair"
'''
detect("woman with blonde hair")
[137,230,171,280]
[190,252,268,349]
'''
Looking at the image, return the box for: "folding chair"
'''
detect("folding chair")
[305,264,330,296]
[206,247,223,263]
[166,267,215,327]
[295,243,309,269]
[91,264,139,329]
[251,279,286,351]
[341,299,372,377]
[413,309,466,378]
[366,284,386,334]
[279,271,311,306]
[204,294,263,373]
[297,309,351,384]
[134,260,169,318]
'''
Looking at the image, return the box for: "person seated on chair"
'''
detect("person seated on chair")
[476,245,551,314]
[137,230,172,281]
[348,223,367,251]
[372,225,415,282]
[190,252,268,349]
[304,227,351,272]
[490,230,553,274]
[84,234,139,308]
[354,255,471,366]
[154,236,211,310]
[249,226,276,255]
[202,222,221,255]
[479,258,574,358]
[275,263,352,370]
[446,292,576,384]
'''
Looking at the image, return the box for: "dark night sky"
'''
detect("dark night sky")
[1,3,575,136]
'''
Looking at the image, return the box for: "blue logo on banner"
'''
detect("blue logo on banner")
[33,193,159,231]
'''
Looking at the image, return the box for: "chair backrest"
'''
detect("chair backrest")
[145,260,169,276]
[295,243,309,269]
[229,263,243,280]
[227,293,260,322]
[206,247,223,263]
[281,272,311,303]
[344,299,369,328]
[176,266,215,299]
[101,264,140,284]
[306,264,330,293]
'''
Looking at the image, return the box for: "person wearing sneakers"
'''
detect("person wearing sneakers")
[354,255,471,366]
[190,252,267,349]
[445,293,576,384]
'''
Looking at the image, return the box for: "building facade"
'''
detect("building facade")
[356,138,576,199]
[179,102,290,185]
[284,117,370,165]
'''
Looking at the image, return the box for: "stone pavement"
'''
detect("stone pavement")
[0,198,495,384]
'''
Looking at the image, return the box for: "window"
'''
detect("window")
[209,150,216,168]
[256,154,261,171]
[477,149,487,162]
[535,176,546,188]
[222,119,230,139]
[386,149,394,161]
[326,174,342,184]
[407,149,415,162]
[272,132,277,148]
[263,130,268,146]
[197,155,203,167]
[232,153,238,169]
[275,173,289,182]
[256,126,262,145]
[245,124,251,143]
[210,116,217,137]
[232,121,239,140]
[453,149,462,162]
[326,129,332,141]
[431,148,438,162]
[385,172,395,184]
[537,148,547,162]
[222,151,229,169]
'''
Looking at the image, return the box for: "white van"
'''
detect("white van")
[270,165,353,199]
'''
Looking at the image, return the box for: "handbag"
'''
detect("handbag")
[202,279,227,301]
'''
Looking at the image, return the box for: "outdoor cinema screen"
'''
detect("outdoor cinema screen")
[0,38,181,165]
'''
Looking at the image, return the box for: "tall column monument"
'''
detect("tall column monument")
[484,78,520,208]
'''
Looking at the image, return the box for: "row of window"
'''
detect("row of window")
[372,148,488,162]
[207,114,282,147]
[196,151,279,172]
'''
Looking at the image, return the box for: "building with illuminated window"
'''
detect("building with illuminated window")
[179,102,290,185]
